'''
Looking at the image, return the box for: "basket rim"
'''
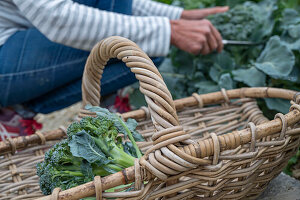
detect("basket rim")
[0,87,298,156]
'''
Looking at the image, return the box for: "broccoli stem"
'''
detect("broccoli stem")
[58,165,81,172]
[93,164,123,176]
[93,137,135,168]
[54,171,84,178]
[104,164,123,172]
[116,116,142,158]
[65,171,84,176]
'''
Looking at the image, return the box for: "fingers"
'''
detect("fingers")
[210,25,223,52]
[207,28,218,52]
[200,41,210,55]
[170,19,223,55]
[189,20,221,55]
[188,32,205,55]
[200,6,229,18]
[197,20,221,53]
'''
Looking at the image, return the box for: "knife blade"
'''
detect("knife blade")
[222,39,265,46]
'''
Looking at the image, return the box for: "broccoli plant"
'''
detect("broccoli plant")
[37,107,143,195]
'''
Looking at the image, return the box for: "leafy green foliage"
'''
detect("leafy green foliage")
[37,108,143,195]
[254,36,295,78]
[232,67,266,87]
[151,0,300,179]
[209,2,273,41]
[264,98,290,114]
[143,0,300,114]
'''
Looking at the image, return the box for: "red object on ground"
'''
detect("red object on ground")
[108,93,131,113]
[113,94,132,113]
[0,108,42,141]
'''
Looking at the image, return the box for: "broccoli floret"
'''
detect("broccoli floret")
[37,161,88,195]
[37,141,88,194]
[67,121,83,138]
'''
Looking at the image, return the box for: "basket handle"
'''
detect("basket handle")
[81,36,179,130]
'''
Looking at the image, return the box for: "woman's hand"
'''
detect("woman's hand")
[181,6,229,20]
[170,19,223,55]
[170,6,229,55]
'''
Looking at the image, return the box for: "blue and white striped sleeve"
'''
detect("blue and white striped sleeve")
[132,0,183,20]
[12,0,172,57]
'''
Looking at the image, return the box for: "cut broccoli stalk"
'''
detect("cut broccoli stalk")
[93,136,135,168]
[116,116,142,158]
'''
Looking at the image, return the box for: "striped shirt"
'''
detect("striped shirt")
[0,0,183,57]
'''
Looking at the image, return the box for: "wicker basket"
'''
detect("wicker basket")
[1,36,300,200]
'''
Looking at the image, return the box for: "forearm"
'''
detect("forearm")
[13,0,171,57]
[132,0,183,19]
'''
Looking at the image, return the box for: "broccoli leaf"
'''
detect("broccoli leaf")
[69,131,110,166]
[129,86,147,108]
[232,67,266,87]
[194,81,220,94]
[209,66,220,82]
[123,142,138,158]
[254,36,295,78]
[80,160,94,179]
[218,73,234,90]
[126,118,144,141]
[264,98,290,114]
[280,9,300,29]
[280,9,300,51]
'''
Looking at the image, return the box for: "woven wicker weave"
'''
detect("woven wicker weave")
[1,36,300,200]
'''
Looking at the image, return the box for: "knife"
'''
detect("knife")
[222,39,265,46]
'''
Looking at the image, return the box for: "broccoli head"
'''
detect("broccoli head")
[37,114,143,195]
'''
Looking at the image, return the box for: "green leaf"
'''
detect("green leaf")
[279,8,300,50]
[232,67,266,87]
[264,98,290,114]
[129,87,147,108]
[84,105,111,118]
[80,160,94,179]
[125,118,138,130]
[69,131,110,165]
[126,118,144,141]
[194,81,220,94]
[282,37,300,51]
[273,66,300,83]
[211,51,236,71]
[254,36,295,78]
[280,9,300,29]
[162,75,181,98]
[218,73,234,90]
[281,24,300,51]
[209,66,220,82]
[123,142,138,158]
[288,24,300,38]
[170,49,194,74]
[159,58,174,73]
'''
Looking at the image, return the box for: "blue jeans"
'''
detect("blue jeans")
[0,0,163,114]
